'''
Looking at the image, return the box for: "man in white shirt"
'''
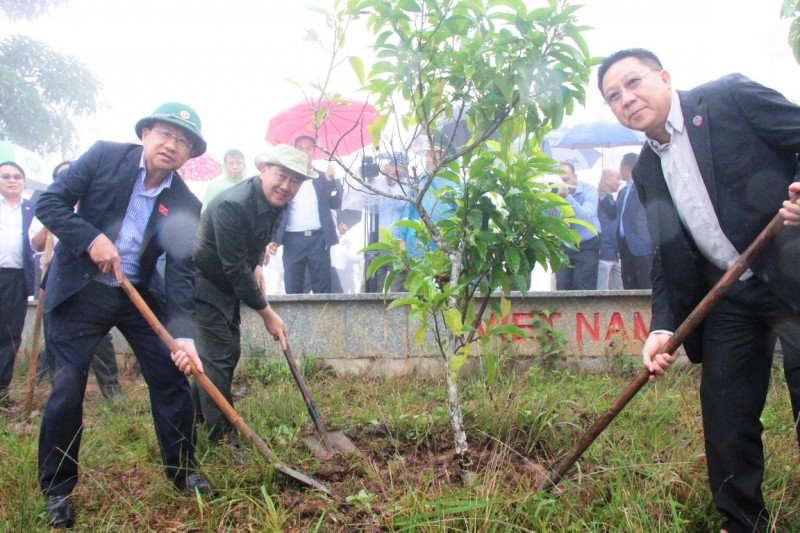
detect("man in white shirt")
[0,161,40,409]
[599,47,800,533]
[268,136,341,293]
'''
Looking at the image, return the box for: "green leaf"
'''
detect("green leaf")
[365,254,397,278]
[414,324,427,346]
[367,114,388,146]
[349,56,365,84]
[466,209,483,229]
[444,307,464,335]
[449,349,469,381]
[485,351,497,386]
[500,297,511,320]
[503,247,520,273]
[387,297,421,310]
[490,324,531,340]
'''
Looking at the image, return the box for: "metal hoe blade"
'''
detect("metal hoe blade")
[282,343,357,460]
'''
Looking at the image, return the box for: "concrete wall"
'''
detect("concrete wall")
[24,291,660,375]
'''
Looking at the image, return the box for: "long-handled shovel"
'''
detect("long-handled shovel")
[119,277,331,495]
[282,342,356,459]
[539,194,797,493]
[23,232,55,417]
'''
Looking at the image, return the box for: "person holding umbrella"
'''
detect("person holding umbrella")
[599,48,800,533]
[192,144,315,448]
[268,136,341,294]
[554,161,600,291]
[35,102,211,527]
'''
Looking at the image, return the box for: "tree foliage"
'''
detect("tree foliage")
[316,0,593,473]
[0,1,100,154]
[0,0,67,21]
[782,0,800,64]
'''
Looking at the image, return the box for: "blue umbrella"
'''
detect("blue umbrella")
[541,127,602,170]
[555,120,646,149]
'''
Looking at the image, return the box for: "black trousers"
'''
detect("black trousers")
[193,298,240,443]
[555,237,600,291]
[282,231,332,294]
[698,271,800,533]
[39,316,120,394]
[38,281,196,496]
[619,238,653,289]
[0,269,27,396]
[88,333,121,394]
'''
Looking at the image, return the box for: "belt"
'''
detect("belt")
[0,267,23,272]
[285,229,322,237]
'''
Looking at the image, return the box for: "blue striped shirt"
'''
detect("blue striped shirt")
[95,156,173,285]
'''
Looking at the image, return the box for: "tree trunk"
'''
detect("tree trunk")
[443,343,473,477]
[444,246,473,477]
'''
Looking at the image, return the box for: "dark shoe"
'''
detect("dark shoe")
[43,494,75,528]
[0,393,19,416]
[232,384,249,400]
[176,472,214,497]
[222,433,241,448]
[0,389,12,408]
[100,384,122,401]
[222,433,251,463]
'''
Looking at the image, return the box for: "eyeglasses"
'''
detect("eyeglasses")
[0,173,24,181]
[151,128,194,152]
[603,69,661,107]
[274,167,305,186]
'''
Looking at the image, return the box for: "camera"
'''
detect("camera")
[541,174,563,194]
[360,156,380,180]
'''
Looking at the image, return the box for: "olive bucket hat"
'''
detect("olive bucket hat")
[254,144,319,180]
[135,102,207,157]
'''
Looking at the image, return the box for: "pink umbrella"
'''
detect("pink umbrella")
[265,98,378,158]
[176,152,222,182]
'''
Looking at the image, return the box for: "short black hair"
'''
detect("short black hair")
[620,152,639,171]
[52,160,71,180]
[294,135,315,147]
[597,48,663,95]
[0,161,25,179]
[223,149,244,163]
[558,161,576,174]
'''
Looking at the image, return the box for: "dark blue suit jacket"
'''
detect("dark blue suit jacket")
[597,194,619,262]
[616,180,653,257]
[634,74,800,361]
[273,171,342,247]
[36,141,201,339]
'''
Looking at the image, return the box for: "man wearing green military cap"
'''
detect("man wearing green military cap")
[35,102,211,527]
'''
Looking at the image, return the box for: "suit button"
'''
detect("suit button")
[83,274,90,279]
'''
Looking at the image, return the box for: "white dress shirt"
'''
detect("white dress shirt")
[0,196,42,268]
[647,90,752,280]
[285,178,321,232]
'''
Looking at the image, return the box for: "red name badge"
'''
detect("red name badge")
[158,204,169,216]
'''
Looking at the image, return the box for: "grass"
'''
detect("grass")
[2,357,800,531]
